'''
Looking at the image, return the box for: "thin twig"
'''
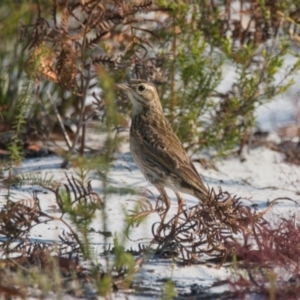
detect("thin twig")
[47,92,72,150]
[61,64,92,168]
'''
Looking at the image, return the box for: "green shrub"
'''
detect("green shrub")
[158,0,300,157]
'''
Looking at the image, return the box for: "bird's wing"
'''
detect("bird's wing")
[136,123,208,196]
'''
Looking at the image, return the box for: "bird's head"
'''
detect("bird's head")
[116,80,162,115]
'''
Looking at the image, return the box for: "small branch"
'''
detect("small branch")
[61,64,92,168]
[47,92,72,150]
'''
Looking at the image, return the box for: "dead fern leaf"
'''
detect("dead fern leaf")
[57,42,77,87]
[24,43,58,83]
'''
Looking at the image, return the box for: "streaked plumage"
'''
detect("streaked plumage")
[117,80,209,222]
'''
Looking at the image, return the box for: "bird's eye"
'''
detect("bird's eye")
[138,85,145,92]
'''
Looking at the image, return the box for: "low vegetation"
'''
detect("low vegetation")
[1,0,300,298]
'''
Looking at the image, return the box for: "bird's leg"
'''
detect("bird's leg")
[174,192,184,228]
[175,192,184,215]
[155,185,170,224]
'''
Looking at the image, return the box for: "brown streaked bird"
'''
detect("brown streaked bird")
[117,80,209,222]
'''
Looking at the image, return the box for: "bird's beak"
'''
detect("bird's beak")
[115,83,130,91]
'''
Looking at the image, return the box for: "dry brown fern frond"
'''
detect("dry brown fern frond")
[151,188,273,265]
[22,0,166,88]
[57,42,77,88]
[20,0,169,155]
[24,43,58,83]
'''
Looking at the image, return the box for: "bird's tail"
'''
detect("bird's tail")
[195,185,211,203]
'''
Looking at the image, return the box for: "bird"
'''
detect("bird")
[116,79,209,223]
